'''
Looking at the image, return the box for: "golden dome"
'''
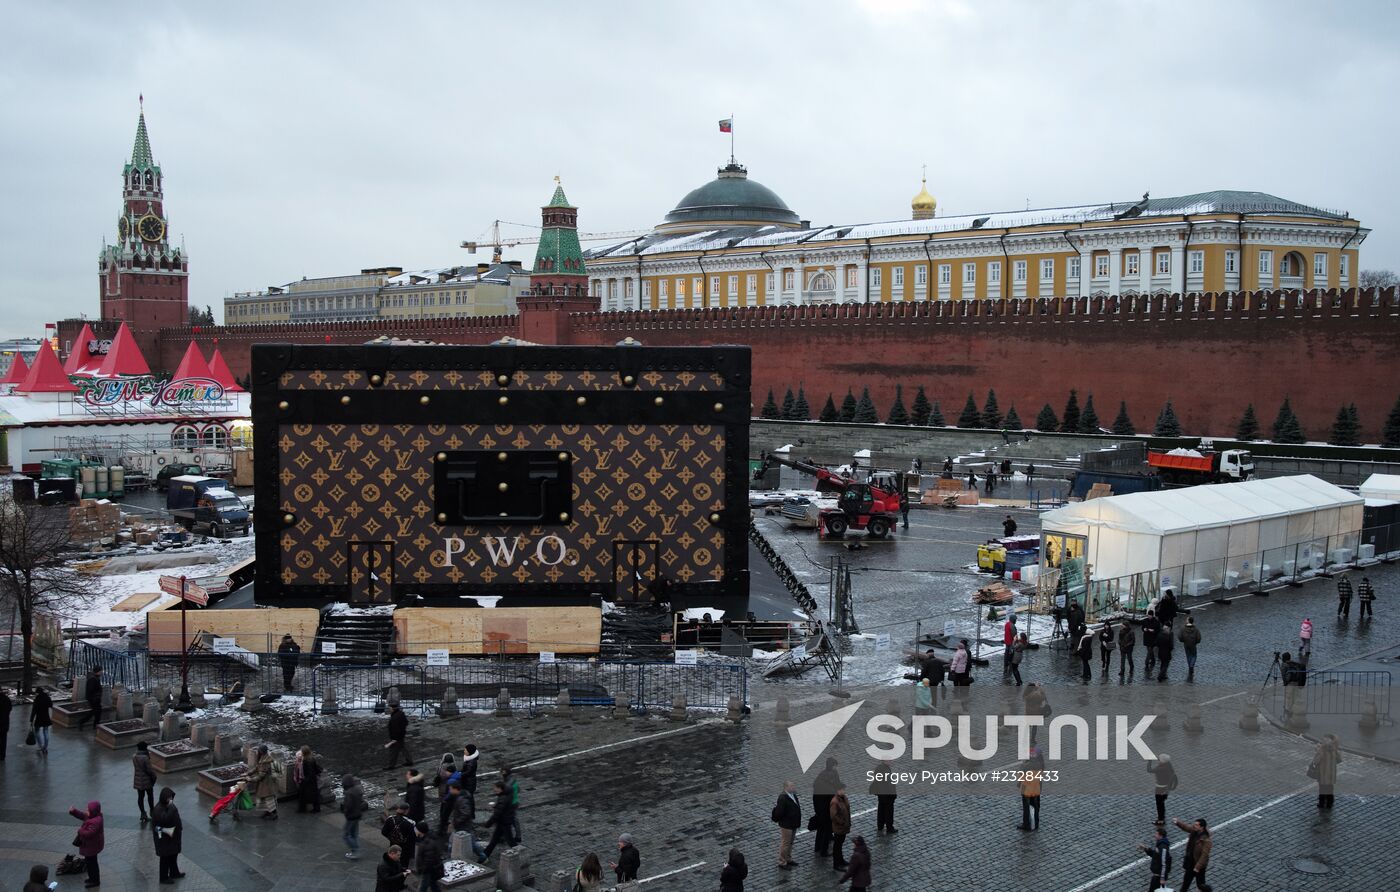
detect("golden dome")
[911,177,936,219]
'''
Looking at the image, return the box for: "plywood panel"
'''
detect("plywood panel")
[146,608,321,654]
[393,607,601,655]
[112,592,163,612]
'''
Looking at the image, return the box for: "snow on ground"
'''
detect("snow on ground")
[71,536,256,630]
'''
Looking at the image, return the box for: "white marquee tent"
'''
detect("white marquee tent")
[1360,473,1400,502]
[1040,475,1363,599]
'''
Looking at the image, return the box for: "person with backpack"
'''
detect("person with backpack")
[152,786,184,884]
[133,740,158,824]
[381,801,417,870]
[1141,610,1160,677]
[1172,816,1212,892]
[340,774,367,860]
[1359,576,1376,618]
[771,781,801,869]
[68,800,104,887]
[1076,626,1095,682]
[1178,616,1202,682]
[1149,754,1177,824]
[1136,825,1171,891]
[1098,620,1116,678]
[1116,621,1136,681]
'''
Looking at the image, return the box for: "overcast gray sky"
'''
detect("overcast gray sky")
[2,0,1397,339]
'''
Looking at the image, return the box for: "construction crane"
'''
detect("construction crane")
[461,220,649,263]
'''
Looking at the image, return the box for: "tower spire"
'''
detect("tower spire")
[131,99,154,170]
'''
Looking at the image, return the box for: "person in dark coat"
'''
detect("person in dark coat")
[837,836,871,892]
[1066,602,1086,647]
[829,786,852,868]
[22,864,51,892]
[1117,621,1136,681]
[69,800,104,887]
[1156,590,1179,628]
[480,781,516,862]
[1141,610,1161,677]
[460,743,480,794]
[133,740,158,823]
[340,774,367,860]
[384,704,413,769]
[277,634,301,692]
[414,824,446,892]
[294,745,322,813]
[1155,623,1175,682]
[29,687,52,754]
[79,666,103,732]
[771,781,801,869]
[611,833,640,883]
[404,770,427,824]
[719,848,747,892]
[438,782,459,837]
[1178,616,1202,682]
[1098,620,1116,677]
[869,760,897,834]
[1002,515,1018,538]
[447,781,486,861]
[381,802,417,868]
[811,756,842,856]
[0,687,11,760]
[1076,628,1095,682]
[375,846,410,892]
[152,786,184,884]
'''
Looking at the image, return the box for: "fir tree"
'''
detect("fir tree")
[981,389,1002,429]
[1035,403,1059,432]
[1329,404,1360,447]
[1348,403,1361,442]
[911,386,932,426]
[886,385,910,425]
[1384,395,1400,448]
[1111,401,1136,435]
[760,389,779,419]
[1153,400,1182,437]
[1234,404,1260,441]
[958,393,983,428]
[1271,398,1306,444]
[838,389,857,423]
[819,394,838,422]
[792,387,811,421]
[779,388,795,420]
[928,400,946,427]
[1060,389,1081,433]
[1003,405,1023,430]
[1078,393,1100,433]
[854,387,879,424]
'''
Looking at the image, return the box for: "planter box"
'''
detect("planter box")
[440,860,495,891]
[96,718,159,750]
[149,740,212,774]
[50,700,92,729]
[198,763,251,799]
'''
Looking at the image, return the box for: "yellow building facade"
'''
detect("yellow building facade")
[583,165,1366,311]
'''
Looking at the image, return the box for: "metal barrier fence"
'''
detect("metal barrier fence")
[68,640,144,690]
[145,652,284,696]
[1270,669,1392,719]
[310,659,748,716]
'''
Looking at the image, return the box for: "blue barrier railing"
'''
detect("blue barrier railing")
[68,640,144,691]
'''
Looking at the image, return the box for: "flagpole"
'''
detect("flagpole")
[730,113,735,164]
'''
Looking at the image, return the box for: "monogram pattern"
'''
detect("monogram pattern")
[278,423,727,590]
[278,369,725,392]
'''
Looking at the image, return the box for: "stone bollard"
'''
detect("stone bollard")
[1360,696,1380,732]
[243,742,261,769]
[109,684,129,720]
[141,699,161,728]
[613,693,631,719]
[70,677,84,703]
[320,685,339,716]
[1239,696,1259,732]
[387,686,401,709]
[152,685,170,708]
[1184,703,1204,733]
[212,733,242,766]
[100,684,114,709]
[239,677,264,713]
[774,697,791,725]
[556,688,572,711]
[1286,696,1310,732]
[450,830,471,861]
[160,710,183,742]
[192,722,217,748]
[437,686,460,718]
[189,685,207,709]
[727,695,744,723]
[669,693,687,722]
[497,845,531,892]
[496,687,512,717]
[551,869,574,892]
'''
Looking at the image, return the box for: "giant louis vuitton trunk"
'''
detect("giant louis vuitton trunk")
[252,342,750,611]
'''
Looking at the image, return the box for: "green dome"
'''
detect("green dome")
[661,163,800,231]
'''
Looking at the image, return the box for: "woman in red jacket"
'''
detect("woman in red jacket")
[68,800,104,887]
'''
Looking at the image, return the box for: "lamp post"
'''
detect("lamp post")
[176,574,194,712]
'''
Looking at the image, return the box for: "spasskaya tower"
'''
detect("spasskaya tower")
[98,97,189,330]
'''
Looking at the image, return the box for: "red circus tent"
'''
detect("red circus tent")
[207,348,244,392]
[64,323,104,376]
[1,352,31,386]
[95,322,151,378]
[17,344,76,393]
[172,341,213,381]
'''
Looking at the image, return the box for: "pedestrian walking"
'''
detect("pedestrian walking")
[1002,615,1017,678]
[918,649,946,701]
[376,845,411,892]
[1076,626,1095,682]
[837,836,871,892]
[1149,754,1176,824]
[1117,621,1135,681]
[1156,589,1179,628]
[1337,575,1353,618]
[1024,463,1036,486]
[1136,825,1171,891]
[1016,765,1041,831]
[869,760,897,834]
[829,786,852,868]
[277,634,301,692]
[1178,616,1202,682]
[966,469,977,490]
[899,492,910,530]
[22,864,51,892]
[499,764,522,845]
[29,687,51,755]
[771,781,801,869]
[574,852,605,892]
[1299,617,1313,656]
[812,756,842,856]
[1155,622,1174,681]
[382,802,418,870]
[293,745,322,813]
[480,781,516,862]
[1002,514,1018,538]
[1067,601,1086,647]
[1171,817,1212,891]
[414,824,446,892]
[68,800,104,887]
[719,848,747,892]
[984,470,996,494]
[1023,683,1050,746]
[438,778,461,837]
[460,743,480,793]
[0,687,10,760]
[914,678,933,715]
[1359,576,1376,618]
[1098,621,1116,677]
[404,770,427,824]
[152,787,183,884]
[611,833,641,883]
[1310,733,1342,809]
[133,740,157,823]
[384,703,414,769]
[449,781,484,860]
[1142,610,1160,677]
[1009,633,1027,686]
[246,745,278,819]
[340,773,367,860]
[78,666,103,732]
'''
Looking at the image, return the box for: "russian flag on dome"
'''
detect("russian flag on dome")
[718,118,732,133]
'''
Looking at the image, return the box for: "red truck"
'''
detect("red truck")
[1147,448,1254,485]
